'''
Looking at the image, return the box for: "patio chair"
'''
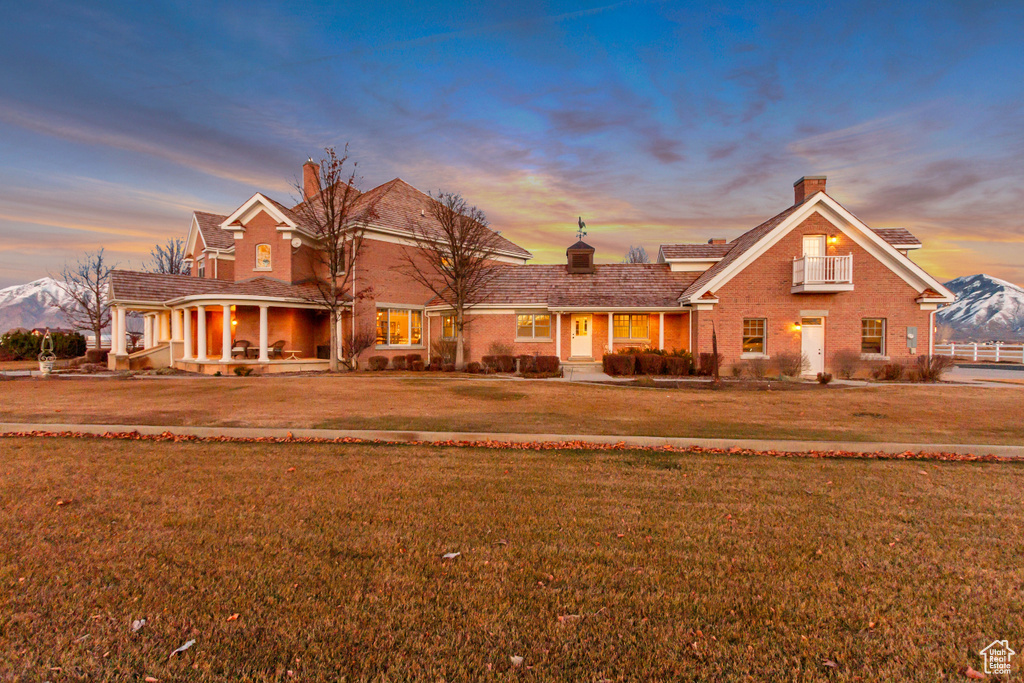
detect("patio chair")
[231,340,252,359]
[269,340,286,359]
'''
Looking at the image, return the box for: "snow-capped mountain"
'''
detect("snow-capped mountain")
[0,277,78,333]
[938,274,1024,341]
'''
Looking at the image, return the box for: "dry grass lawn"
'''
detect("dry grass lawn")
[1,375,1023,445]
[1,438,1021,681]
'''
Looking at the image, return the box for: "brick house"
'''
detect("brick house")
[108,168,953,375]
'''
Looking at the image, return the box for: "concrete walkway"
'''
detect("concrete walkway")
[1,421,1020,458]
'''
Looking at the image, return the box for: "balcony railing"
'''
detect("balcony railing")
[792,254,853,291]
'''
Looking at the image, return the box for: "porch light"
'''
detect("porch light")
[828,235,838,244]
[231,319,238,327]
[793,322,802,330]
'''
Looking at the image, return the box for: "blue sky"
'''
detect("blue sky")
[1,0,1023,288]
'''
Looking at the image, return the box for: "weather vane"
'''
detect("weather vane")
[577,216,587,241]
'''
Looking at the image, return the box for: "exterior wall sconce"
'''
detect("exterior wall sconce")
[828,235,838,244]
[793,322,802,330]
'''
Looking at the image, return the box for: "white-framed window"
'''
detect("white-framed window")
[742,318,766,354]
[803,235,826,257]
[862,318,885,355]
[255,243,272,271]
[197,258,205,278]
[516,313,551,340]
[441,314,456,340]
[376,308,423,346]
[613,313,649,340]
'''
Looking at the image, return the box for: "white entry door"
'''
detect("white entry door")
[570,314,592,358]
[800,317,825,376]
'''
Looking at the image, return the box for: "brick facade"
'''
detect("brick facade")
[692,211,933,372]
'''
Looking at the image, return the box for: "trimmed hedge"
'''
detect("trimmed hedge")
[638,353,664,376]
[483,355,516,373]
[409,360,425,371]
[535,356,560,373]
[664,355,691,376]
[517,354,537,374]
[405,353,422,365]
[368,355,389,371]
[697,352,724,376]
[603,354,636,376]
[442,363,456,372]
[0,330,87,360]
[466,361,482,374]
[391,355,407,370]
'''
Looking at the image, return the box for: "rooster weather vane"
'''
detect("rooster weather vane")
[576,216,587,241]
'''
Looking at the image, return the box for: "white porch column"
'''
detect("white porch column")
[171,308,182,341]
[160,312,171,342]
[258,305,269,362]
[608,313,614,353]
[110,305,119,353]
[221,304,232,362]
[336,315,344,360]
[659,312,665,350]
[144,315,153,349]
[116,306,127,355]
[555,313,562,359]
[182,308,193,360]
[196,305,207,361]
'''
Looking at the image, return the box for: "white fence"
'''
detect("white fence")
[793,254,853,285]
[934,342,1024,364]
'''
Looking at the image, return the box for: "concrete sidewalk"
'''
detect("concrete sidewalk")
[1,421,1021,458]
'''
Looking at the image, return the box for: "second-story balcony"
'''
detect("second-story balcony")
[792,254,854,293]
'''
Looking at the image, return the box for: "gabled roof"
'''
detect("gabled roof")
[345,178,533,259]
[194,211,233,250]
[678,192,954,304]
[680,202,804,301]
[872,227,922,248]
[659,243,735,259]
[109,270,328,304]
[428,263,700,309]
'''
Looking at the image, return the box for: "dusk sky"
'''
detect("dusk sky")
[1,0,1023,289]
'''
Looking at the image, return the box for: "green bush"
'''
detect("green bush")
[663,355,692,376]
[0,330,87,360]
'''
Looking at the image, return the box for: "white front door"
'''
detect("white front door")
[800,317,825,376]
[570,314,592,358]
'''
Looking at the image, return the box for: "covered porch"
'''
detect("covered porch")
[109,298,338,374]
[552,309,692,362]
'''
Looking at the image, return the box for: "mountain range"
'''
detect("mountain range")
[0,277,78,333]
[937,274,1024,341]
[1,273,1023,341]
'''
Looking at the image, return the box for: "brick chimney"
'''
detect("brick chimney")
[793,176,826,204]
[707,238,726,245]
[302,158,320,200]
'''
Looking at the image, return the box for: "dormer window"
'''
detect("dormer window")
[197,258,205,278]
[255,244,271,271]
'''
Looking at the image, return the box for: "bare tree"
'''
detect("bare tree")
[622,245,650,264]
[398,192,504,369]
[50,248,115,351]
[147,238,189,274]
[291,146,378,372]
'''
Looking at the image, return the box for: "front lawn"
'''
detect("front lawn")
[1,375,1023,445]
[1,438,1020,680]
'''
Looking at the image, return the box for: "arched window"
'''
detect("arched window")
[255,244,271,271]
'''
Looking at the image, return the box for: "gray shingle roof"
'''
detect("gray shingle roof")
[659,243,734,259]
[872,227,921,247]
[109,270,327,304]
[194,211,233,250]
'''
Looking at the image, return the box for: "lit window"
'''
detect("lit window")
[862,318,885,355]
[516,313,551,339]
[376,308,423,346]
[256,244,271,270]
[613,314,649,340]
[442,315,456,340]
[742,318,766,354]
